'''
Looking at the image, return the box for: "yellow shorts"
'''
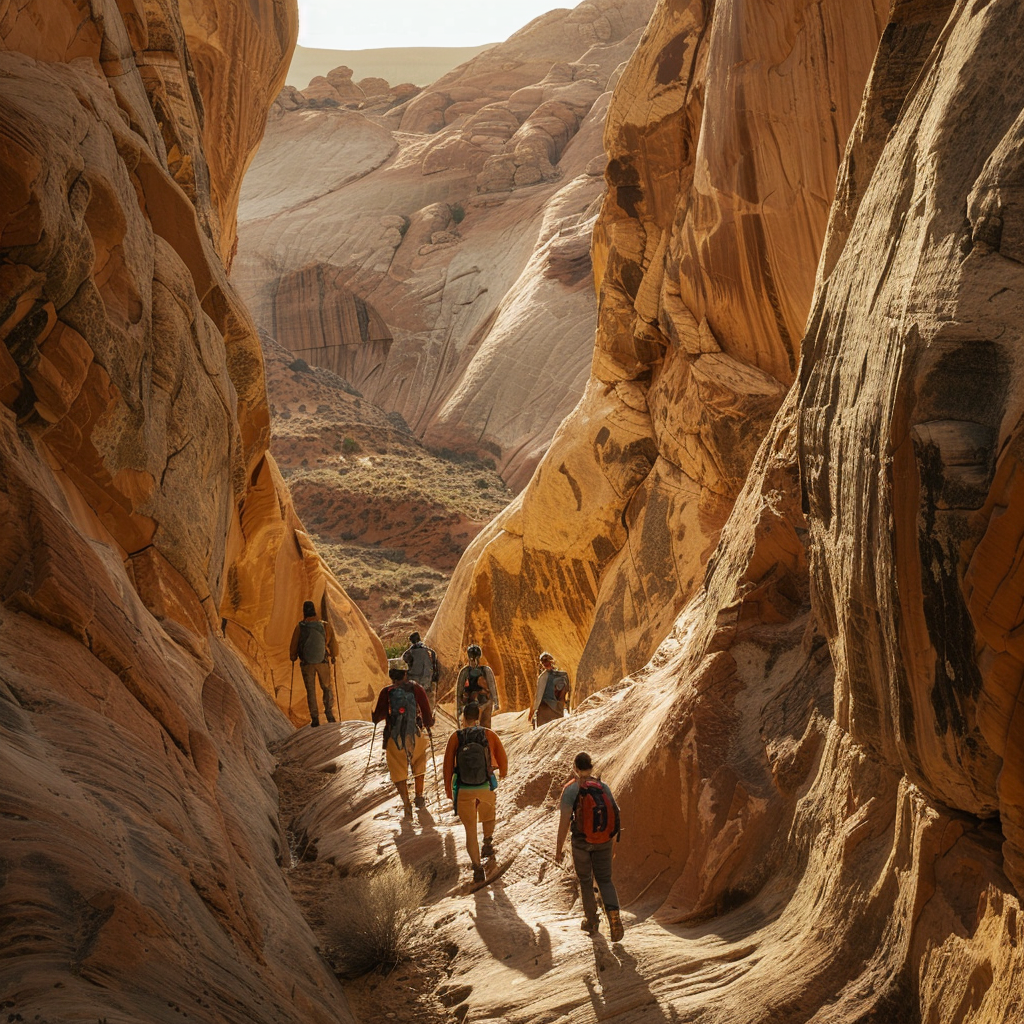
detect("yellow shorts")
[385,731,428,783]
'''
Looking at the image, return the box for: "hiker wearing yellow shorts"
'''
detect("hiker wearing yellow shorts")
[443,702,508,882]
[372,661,435,818]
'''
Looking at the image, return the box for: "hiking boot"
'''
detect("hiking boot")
[414,795,426,809]
[607,909,624,942]
[580,917,599,934]
[310,718,320,728]
[325,711,336,723]
[480,837,495,859]
[472,864,486,883]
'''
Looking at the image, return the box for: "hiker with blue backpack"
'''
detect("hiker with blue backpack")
[443,702,508,882]
[289,600,338,726]
[371,660,435,818]
[555,752,624,940]
[455,644,499,727]
[531,651,571,728]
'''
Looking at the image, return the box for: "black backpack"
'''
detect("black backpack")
[298,620,327,664]
[387,684,418,746]
[463,665,487,699]
[455,727,490,787]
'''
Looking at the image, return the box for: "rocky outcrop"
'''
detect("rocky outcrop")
[0,0,380,1017]
[430,0,890,706]
[233,0,658,491]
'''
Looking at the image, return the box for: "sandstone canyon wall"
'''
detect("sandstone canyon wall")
[0,0,379,1018]
[285,2,1024,1021]
[431,0,890,705]
[233,0,658,491]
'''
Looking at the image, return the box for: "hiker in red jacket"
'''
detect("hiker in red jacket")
[555,751,623,940]
[371,661,435,818]
[443,702,508,882]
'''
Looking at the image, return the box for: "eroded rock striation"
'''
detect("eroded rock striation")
[233,0,658,491]
[431,0,889,706]
[0,0,379,1017]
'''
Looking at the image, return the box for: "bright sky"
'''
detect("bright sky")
[297,0,574,50]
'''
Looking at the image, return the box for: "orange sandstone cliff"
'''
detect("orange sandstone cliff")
[0,0,379,1018]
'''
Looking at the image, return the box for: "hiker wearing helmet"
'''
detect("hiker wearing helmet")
[555,752,623,940]
[443,702,508,882]
[531,651,571,728]
[456,644,499,728]
[289,600,338,726]
[402,631,440,706]
[371,661,435,818]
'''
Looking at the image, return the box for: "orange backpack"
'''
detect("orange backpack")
[573,779,619,844]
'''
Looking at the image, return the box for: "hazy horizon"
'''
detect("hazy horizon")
[297,0,575,49]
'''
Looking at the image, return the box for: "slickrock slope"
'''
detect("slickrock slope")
[233,0,658,491]
[430,0,890,706]
[0,0,376,1018]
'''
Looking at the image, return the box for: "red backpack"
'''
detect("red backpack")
[573,779,619,844]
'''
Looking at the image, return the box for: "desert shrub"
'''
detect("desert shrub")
[325,861,427,977]
[342,436,361,454]
[474,478,489,490]
[384,642,406,659]
[449,202,465,224]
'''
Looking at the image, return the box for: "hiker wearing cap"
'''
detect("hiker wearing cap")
[402,631,440,706]
[289,600,338,727]
[371,661,435,817]
[443,702,508,882]
[556,752,623,940]
[531,651,571,728]
[456,644,499,728]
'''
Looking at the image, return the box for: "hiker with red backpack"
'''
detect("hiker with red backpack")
[555,752,624,941]
[371,660,435,818]
[289,600,338,726]
[532,651,571,728]
[403,631,440,707]
[443,702,508,882]
[456,644,499,727]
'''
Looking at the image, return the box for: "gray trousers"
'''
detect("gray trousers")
[572,838,619,921]
[301,662,334,719]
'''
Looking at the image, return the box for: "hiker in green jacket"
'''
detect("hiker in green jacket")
[289,600,338,726]
[455,644,499,728]
[532,651,570,728]
[555,751,623,941]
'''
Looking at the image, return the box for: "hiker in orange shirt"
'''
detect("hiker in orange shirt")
[555,751,624,940]
[443,702,508,882]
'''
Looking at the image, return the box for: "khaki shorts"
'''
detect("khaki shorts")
[385,731,428,783]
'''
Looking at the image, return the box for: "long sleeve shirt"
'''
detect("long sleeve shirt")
[443,727,508,798]
[371,683,435,733]
[288,617,338,662]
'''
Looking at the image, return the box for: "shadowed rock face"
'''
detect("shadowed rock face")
[0,0,376,1017]
[430,0,889,706]
[234,0,658,491]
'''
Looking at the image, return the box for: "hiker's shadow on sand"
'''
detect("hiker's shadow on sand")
[471,882,552,978]
[586,937,680,1023]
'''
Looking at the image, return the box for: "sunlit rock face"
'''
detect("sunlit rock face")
[0,0,374,1017]
[234,0,658,491]
[430,0,888,707]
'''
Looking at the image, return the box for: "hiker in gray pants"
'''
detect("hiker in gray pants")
[555,751,624,941]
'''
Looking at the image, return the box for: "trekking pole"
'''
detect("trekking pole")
[427,729,442,812]
[364,721,379,775]
[332,658,341,720]
[288,660,296,719]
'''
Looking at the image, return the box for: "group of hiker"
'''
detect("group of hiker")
[291,606,624,941]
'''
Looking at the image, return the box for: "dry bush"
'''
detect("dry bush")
[325,860,428,977]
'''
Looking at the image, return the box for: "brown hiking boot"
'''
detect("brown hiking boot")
[310,718,320,728]
[325,711,336,723]
[580,917,599,934]
[480,836,494,859]
[414,795,426,809]
[607,909,624,942]
[472,864,486,883]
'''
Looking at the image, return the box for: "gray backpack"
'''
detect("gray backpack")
[298,620,327,664]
